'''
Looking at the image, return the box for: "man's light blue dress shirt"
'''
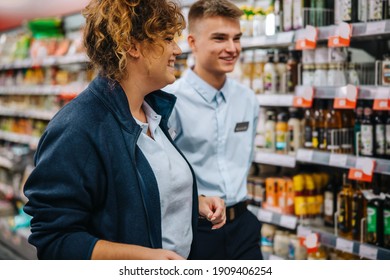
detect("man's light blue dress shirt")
[165,68,259,207]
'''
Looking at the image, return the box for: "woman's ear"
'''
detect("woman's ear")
[128,40,141,58]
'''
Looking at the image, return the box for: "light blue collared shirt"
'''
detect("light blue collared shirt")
[165,69,259,206]
[135,101,193,258]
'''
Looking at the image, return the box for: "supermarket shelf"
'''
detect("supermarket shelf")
[257,94,294,107]
[297,225,390,260]
[0,107,55,120]
[254,151,296,168]
[0,131,40,149]
[0,53,88,70]
[0,218,36,259]
[0,84,86,95]
[296,149,390,176]
[248,205,298,230]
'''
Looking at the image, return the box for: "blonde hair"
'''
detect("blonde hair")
[188,0,243,33]
[83,0,185,81]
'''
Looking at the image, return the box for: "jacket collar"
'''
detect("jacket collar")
[88,76,177,133]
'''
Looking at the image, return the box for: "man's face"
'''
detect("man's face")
[189,16,242,80]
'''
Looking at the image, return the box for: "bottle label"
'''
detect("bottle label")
[386,124,390,155]
[367,206,378,233]
[326,128,340,151]
[276,131,287,151]
[384,209,390,235]
[375,124,385,155]
[324,192,334,216]
[304,126,313,148]
[361,125,374,156]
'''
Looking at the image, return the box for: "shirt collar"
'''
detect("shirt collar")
[183,68,227,104]
[134,101,162,137]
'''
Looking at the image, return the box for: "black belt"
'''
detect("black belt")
[226,201,248,223]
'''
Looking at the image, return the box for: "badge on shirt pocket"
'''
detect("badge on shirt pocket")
[234,121,249,132]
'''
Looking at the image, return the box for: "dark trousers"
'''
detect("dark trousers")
[192,209,263,260]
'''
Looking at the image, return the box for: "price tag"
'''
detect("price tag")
[334,84,358,109]
[293,86,314,108]
[365,21,386,35]
[359,244,378,260]
[329,154,348,167]
[336,238,354,253]
[328,22,352,48]
[297,225,312,237]
[258,208,273,223]
[280,215,297,229]
[373,87,390,110]
[247,204,258,216]
[296,149,314,162]
[295,25,317,50]
[348,157,376,182]
[276,31,294,44]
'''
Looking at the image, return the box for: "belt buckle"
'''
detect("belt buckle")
[229,207,235,221]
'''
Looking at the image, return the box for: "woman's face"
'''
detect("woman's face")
[141,35,182,90]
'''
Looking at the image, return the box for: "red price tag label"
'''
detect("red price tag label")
[373,87,390,110]
[334,84,358,109]
[295,25,317,50]
[293,86,314,108]
[348,158,376,182]
[328,22,352,48]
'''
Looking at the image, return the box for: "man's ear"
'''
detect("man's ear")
[187,34,197,52]
[128,40,141,58]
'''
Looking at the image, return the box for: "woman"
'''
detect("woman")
[23,0,225,260]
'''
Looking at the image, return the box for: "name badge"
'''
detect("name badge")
[234,121,249,132]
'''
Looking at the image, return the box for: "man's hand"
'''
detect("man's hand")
[198,196,226,230]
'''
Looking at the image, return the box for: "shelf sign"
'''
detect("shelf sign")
[373,87,390,111]
[328,22,352,48]
[334,84,358,109]
[295,25,317,50]
[296,148,314,162]
[359,244,378,260]
[348,157,376,182]
[301,233,319,254]
[293,86,314,107]
[336,238,354,253]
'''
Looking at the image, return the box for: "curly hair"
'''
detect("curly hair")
[83,0,185,81]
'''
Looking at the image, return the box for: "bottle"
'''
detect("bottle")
[340,109,354,155]
[276,111,289,154]
[338,0,358,23]
[283,0,293,31]
[252,50,266,94]
[386,111,390,159]
[361,106,375,157]
[286,49,299,93]
[275,51,288,94]
[264,51,277,94]
[302,64,314,86]
[288,107,302,155]
[324,174,339,227]
[240,50,254,89]
[374,110,386,158]
[303,108,313,149]
[312,100,327,151]
[354,100,364,156]
[337,174,353,239]
[265,110,276,152]
[383,188,390,249]
[292,0,310,30]
[325,100,342,153]
[368,0,383,21]
[366,177,384,246]
[274,0,283,32]
[351,181,366,241]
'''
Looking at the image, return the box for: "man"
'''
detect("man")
[166,0,262,259]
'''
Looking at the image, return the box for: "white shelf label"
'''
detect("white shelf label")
[365,21,386,35]
[336,238,354,253]
[258,208,273,223]
[280,215,297,229]
[254,152,296,168]
[296,149,314,162]
[269,254,284,260]
[329,154,348,167]
[297,225,312,237]
[359,244,378,260]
